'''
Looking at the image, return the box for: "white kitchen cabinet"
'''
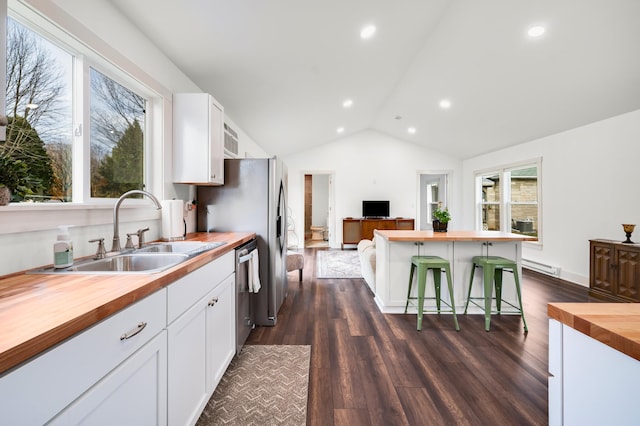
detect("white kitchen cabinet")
[0,288,167,425]
[167,252,235,426]
[168,291,208,426]
[548,319,640,425]
[206,273,235,393]
[173,92,225,185]
[49,330,167,426]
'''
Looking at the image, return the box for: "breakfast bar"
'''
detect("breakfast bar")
[373,230,535,313]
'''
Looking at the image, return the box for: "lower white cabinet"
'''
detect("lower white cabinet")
[168,253,236,426]
[50,330,167,426]
[0,288,167,425]
[548,319,640,425]
[206,274,235,393]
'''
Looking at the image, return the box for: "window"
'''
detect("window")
[3,15,154,204]
[479,171,501,231]
[509,165,539,237]
[90,68,146,198]
[475,159,541,241]
[3,18,72,202]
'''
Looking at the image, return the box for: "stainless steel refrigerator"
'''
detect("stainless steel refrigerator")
[197,157,288,327]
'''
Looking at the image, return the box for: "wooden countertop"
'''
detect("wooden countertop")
[548,303,640,361]
[0,232,255,376]
[374,229,537,242]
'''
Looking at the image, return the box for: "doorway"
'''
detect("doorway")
[418,172,450,230]
[303,173,333,248]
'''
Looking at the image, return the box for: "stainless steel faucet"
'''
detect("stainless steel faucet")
[111,190,162,252]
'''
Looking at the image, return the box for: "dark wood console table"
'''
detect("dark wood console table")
[590,239,640,302]
[342,218,414,248]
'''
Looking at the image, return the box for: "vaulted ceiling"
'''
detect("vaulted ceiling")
[106,0,640,159]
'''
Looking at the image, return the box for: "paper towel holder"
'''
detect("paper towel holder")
[163,219,186,242]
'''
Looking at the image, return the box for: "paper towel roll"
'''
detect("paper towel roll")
[161,200,185,241]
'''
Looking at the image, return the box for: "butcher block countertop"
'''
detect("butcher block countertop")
[374,229,537,242]
[0,232,255,376]
[548,303,640,361]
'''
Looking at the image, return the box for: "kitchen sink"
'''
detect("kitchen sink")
[29,253,189,274]
[71,253,189,273]
[27,241,226,275]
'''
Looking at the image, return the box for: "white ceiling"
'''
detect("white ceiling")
[106,0,640,159]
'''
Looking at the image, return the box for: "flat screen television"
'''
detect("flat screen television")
[362,200,389,218]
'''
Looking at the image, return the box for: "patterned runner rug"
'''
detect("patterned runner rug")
[197,345,311,426]
[316,249,362,278]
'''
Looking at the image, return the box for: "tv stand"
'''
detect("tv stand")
[342,217,414,248]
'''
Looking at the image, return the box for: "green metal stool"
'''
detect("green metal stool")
[405,256,460,331]
[463,256,528,332]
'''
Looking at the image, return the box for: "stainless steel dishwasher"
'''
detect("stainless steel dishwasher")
[235,239,257,354]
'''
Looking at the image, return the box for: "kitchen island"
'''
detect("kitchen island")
[373,230,535,313]
[547,303,640,425]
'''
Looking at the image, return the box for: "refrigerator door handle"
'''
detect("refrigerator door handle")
[276,215,282,238]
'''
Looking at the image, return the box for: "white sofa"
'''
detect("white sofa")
[357,238,376,292]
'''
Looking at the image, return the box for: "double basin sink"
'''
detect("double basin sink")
[30,241,226,274]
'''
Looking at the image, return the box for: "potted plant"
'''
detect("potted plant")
[432,203,451,232]
[0,153,31,205]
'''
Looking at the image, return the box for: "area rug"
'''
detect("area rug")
[197,345,310,426]
[316,249,362,279]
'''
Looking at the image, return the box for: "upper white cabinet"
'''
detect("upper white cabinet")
[173,93,225,185]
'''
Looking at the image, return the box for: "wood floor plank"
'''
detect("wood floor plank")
[308,366,334,426]
[333,408,371,426]
[352,335,411,426]
[331,365,368,409]
[246,248,596,425]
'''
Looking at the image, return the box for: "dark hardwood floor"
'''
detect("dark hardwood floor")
[246,248,594,425]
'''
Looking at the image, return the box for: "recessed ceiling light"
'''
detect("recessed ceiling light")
[336,127,345,134]
[527,25,546,38]
[439,99,452,109]
[342,99,353,108]
[360,25,376,40]
[407,127,416,135]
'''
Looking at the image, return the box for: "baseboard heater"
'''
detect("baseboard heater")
[522,258,561,277]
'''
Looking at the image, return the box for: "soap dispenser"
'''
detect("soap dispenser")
[54,225,74,268]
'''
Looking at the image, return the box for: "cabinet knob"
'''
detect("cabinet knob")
[208,297,219,306]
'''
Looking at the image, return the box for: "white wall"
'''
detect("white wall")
[283,130,463,248]
[462,109,640,286]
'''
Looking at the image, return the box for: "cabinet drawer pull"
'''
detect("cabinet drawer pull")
[208,297,219,306]
[120,322,147,340]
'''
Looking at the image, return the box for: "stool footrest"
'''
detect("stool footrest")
[465,297,524,315]
[406,298,457,313]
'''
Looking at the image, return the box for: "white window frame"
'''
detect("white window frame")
[0,1,170,234]
[474,157,542,246]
